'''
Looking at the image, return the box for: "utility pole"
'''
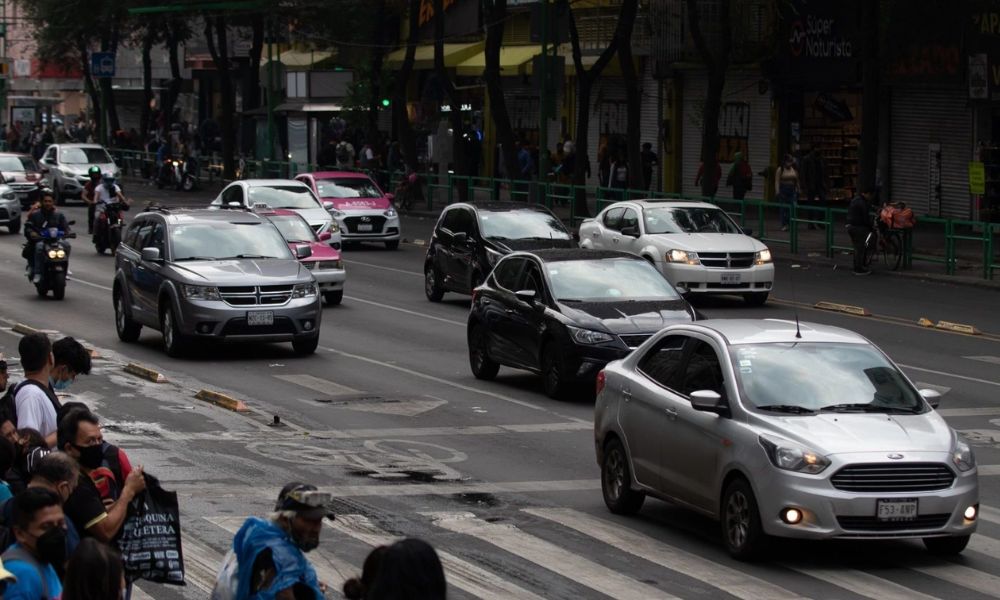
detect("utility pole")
[267,19,275,161]
[537,0,549,201]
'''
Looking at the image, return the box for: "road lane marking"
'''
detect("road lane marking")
[68,276,113,292]
[274,373,362,395]
[980,505,1000,525]
[781,566,939,600]
[329,514,546,600]
[968,533,1000,559]
[911,562,1000,598]
[342,259,424,277]
[426,511,680,600]
[340,397,448,417]
[344,295,465,326]
[977,465,1000,476]
[964,355,1000,365]
[526,508,807,600]
[899,365,1000,388]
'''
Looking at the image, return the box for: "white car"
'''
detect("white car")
[579,200,774,306]
[210,180,342,249]
[41,144,119,205]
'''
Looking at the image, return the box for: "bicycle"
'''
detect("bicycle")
[863,204,903,271]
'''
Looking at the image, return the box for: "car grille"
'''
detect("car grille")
[8,183,36,193]
[698,252,755,268]
[344,215,386,233]
[221,317,297,336]
[836,514,951,531]
[0,208,8,219]
[619,334,653,349]
[830,463,955,492]
[219,285,294,307]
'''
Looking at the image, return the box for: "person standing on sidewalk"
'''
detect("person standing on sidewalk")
[847,189,872,275]
[775,154,800,231]
[726,152,753,200]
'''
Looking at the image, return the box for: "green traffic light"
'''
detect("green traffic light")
[381,98,391,108]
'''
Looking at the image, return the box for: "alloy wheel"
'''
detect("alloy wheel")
[725,490,751,550]
[604,446,625,501]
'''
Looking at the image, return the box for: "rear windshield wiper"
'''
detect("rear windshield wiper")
[755,404,816,414]
[820,403,921,414]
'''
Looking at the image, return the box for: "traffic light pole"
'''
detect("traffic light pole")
[538,0,549,201]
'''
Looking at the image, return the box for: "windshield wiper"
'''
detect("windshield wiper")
[174,256,216,261]
[225,254,278,259]
[819,403,921,414]
[557,298,584,303]
[755,404,816,414]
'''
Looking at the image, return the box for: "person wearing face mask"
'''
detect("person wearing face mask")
[57,410,145,543]
[0,453,82,565]
[56,403,133,507]
[50,337,91,395]
[1,488,66,599]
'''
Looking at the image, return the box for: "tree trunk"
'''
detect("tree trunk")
[79,38,102,136]
[687,0,731,197]
[164,22,183,132]
[101,29,122,137]
[433,0,468,201]
[484,0,519,181]
[207,15,236,178]
[859,0,879,194]
[617,0,641,189]
[394,0,420,172]
[248,15,265,111]
[140,31,155,142]
[366,0,387,147]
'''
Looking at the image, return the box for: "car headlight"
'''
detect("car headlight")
[485,247,503,267]
[665,249,700,265]
[567,325,614,345]
[952,437,976,472]
[384,208,397,218]
[1,192,14,200]
[292,282,317,298]
[329,208,346,218]
[328,221,340,233]
[182,284,221,301]
[755,249,772,265]
[318,260,342,270]
[759,435,830,474]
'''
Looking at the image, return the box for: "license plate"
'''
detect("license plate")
[720,272,742,284]
[357,224,373,232]
[877,498,918,521]
[247,311,274,326]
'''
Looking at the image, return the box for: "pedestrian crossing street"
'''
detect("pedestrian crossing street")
[133,504,1000,600]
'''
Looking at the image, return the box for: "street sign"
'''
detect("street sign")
[91,52,116,78]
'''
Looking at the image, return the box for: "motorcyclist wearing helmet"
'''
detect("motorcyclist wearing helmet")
[93,173,129,214]
[25,189,70,283]
[81,166,102,234]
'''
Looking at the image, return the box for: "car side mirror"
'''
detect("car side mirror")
[741,226,754,237]
[323,200,335,210]
[386,193,395,202]
[620,226,640,238]
[318,231,332,242]
[690,390,729,416]
[452,231,468,245]
[514,289,537,304]
[919,389,942,409]
[140,247,162,262]
[295,244,313,259]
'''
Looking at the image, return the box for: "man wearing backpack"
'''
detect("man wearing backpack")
[12,334,61,448]
[1,488,65,599]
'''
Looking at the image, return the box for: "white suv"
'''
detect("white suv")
[579,200,774,305]
[41,144,119,205]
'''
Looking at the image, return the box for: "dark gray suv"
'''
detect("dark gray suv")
[112,208,322,356]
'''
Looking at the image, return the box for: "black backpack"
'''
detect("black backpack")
[8,379,62,427]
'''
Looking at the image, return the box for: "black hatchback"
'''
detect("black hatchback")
[424,202,575,302]
[467,249,697,399]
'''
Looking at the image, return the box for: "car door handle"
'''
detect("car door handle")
[622,388,632,401]
[504,308,515,314]
[482,299,492,305]
[665,407,678,419]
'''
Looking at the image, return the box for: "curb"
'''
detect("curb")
[934,321,981,335]
[771,252,1000,291]
[195,389,249,412]
[12,323,39,336]
[124,363,167,383]
[814,301,871,316]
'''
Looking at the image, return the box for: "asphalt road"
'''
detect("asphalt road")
[1,185,1000,599]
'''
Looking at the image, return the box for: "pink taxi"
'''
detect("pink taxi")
[295,171,401,249]
[260,209,346,305]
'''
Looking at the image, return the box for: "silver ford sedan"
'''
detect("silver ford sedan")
[594,319,979,560]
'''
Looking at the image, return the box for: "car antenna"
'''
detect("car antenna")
[788,260,802,339]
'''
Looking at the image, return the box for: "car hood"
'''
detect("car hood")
[326,197,391,211]
[171,259,309,285]
[278,206,332,227]
[489,238,577,252]
[558,300,694,334]
[66,163,117,176]
[2,171,43,184]
[650,233,764,252]
[763,413,953,455]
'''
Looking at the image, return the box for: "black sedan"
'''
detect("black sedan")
[467,249,697,399]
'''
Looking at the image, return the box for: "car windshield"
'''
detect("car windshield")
[479,210,571,240]
[268,214,317,243]
[315,178,381,198]
[643,206,742,234]
[170,222,292,260]
[0,156,38,171]
[248,186,320,209]
[61,147,113,164]
[731,342,925,414]
[547,259,681,302]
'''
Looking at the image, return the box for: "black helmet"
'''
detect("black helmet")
[88,166,101,178]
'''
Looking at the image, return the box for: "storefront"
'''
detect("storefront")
[965,1,1000,221]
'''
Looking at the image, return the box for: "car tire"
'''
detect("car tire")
[743,292,769,307]
[8,218,21,234]
[323,291,343,306]
[468,325,500,380]
[385,240,400,250]
[601,437,645,515]
[541,342,570,400]
[292,336,319,356]
[115,290,142,342]
[721,478,768,561]
[161,303,188,358]
[923,535,970,555]
[424,264,445,302]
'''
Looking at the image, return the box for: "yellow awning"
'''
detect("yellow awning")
[261,50,335,68]
[455,45,541,76]
[385,42,483,70]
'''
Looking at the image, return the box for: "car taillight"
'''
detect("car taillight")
[595,370,606,395]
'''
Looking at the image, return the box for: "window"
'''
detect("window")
[451,208,475,235]
[221,185,244,206]
[519,261,544,296]
[638,336,687,390]
[492,258,524,291]
[134,221,156,251]
[43,147,56,163]
[621,208,639,232]
[440,208,461,232]
[147,223,167,256]
[286,71,308,98]
[603,207,625,230]
[60,147,113,164]
[123,220,145,249]
[679,340,725,397]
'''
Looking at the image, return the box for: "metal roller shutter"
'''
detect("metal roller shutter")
[890,87,972,218]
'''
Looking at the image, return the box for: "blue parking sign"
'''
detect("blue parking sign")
[91,52,116,78]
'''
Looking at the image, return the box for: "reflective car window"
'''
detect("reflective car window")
[315,178,381,198]
[451,209,475,235]
[248,186,321,209]
[637,335,687,390]
[170,222,292,260]
[123,220,145,249]
[478,210,570,241]
[621,208,639,231]
[134,222,155,250]
[680,341,725,397]
[603,207,625,230]
[643,206,742,235]
[148,223,167,255]
[547,258,680,302]
[519,262,544,295]
[492,258,524,291]
[61,147,113,164]
[0,156,38,171]
[268,214,317,243]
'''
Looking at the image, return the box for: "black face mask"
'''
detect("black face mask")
[74,444,104,470]
[35,527,66,566]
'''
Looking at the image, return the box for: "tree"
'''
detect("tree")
[483,0,519,181]
[394,0,421,172]
[616,0,642,189]
[687,0,733,197]
[205,14,237,178]
[433,0,469,201]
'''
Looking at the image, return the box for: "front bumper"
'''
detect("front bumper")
[661,262,775,295]
[175,296,322,342]
[562,342,632,383]
[311,268,346,292]
[335,211,401,242]
[755,453,979,540]
[0,203,20,224]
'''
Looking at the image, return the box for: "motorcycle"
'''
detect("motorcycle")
[94,201,129,255]
[26,225,75,300]
[156,158,198,192]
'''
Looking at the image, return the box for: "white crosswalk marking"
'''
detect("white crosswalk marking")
[130,585,156,600]
[525,507,808,600]
[968,533,1000,558]
[912,562,1000,597]
[784,566,940,600]
[981,504,1000,525]
[181,533,227,594]
[425,511,680,600]
[329,514,546,600]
